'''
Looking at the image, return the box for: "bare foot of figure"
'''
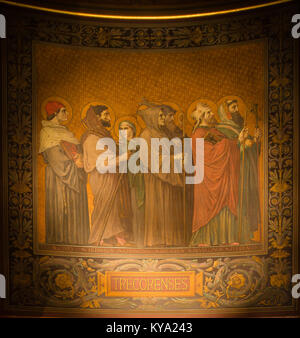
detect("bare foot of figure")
[229,242,240,246]
[115,236,127,246]
[197,243,210,247]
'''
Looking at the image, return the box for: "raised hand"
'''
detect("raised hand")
[238,127,249,144]
[254,128,262,142]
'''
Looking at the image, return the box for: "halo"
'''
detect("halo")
[216,95,248,122]
[80,101,116,131]
[113,115,142,141]
[136,114,146,130]
[186,99,218,127]
[135,103,147,130]
[174,111,184,129]
[41,96,72,125]
[137,104,149,111]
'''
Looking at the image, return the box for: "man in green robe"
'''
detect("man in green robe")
[217,99,262,244]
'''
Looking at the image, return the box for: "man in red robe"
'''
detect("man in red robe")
[190,102,244,246]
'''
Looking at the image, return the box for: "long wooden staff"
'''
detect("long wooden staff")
[238,109,247,243]
[253,104,260,235]
[183,114,187,246]
[252,103,259,157]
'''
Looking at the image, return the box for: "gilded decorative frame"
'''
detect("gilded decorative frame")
[0,3,299,316]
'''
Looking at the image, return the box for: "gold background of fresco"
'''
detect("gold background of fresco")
[35,40,265,244]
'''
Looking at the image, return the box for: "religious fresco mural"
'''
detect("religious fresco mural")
[1,5,298,316]
[34,41,267,256]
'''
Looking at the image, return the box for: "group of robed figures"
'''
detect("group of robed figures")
[39,97,262,248]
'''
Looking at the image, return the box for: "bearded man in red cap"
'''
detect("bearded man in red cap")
[39,101,90,245]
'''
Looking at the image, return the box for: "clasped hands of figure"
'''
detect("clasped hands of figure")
[74,153,84,168]
[238,127,262,145]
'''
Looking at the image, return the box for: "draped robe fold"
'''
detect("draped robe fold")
[143,173,184,247]
[217,124,261,243]
[40,124,90,245]
[138,111,185,247]
[82,134,132,245]
[190,126,240,245]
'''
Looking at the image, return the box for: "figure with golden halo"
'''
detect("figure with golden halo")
[189,101,241,247]
[137,99,185,247]
[118,118,145,248]
[160,104,183,139]
[81,104,132,247]
[160,102,193,244]
[217,98,262,244]
[39,100,90,245]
